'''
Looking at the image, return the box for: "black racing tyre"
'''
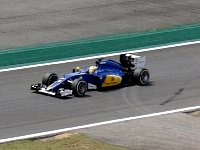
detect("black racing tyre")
[55,90,62,98]
[133,68,150,85]
[42,72,58,86]
[71,78,87,97]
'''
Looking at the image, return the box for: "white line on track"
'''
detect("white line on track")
[1,40,200,143]
[0,106,200,143]
[0,40,200,73]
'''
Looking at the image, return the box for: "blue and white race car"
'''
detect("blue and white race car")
[31,54,150,98]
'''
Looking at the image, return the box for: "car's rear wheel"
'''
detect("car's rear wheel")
[133,68,150,85]
[71,78,87,97]
[42,72,58,86]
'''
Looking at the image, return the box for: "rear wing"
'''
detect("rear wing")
[120,54,146,68]
[130,54,146,68]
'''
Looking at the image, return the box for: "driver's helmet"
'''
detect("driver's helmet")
[88,66,98,74]
[75,66,80,71]
[73,66,80,72]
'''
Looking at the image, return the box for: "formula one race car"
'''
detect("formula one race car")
[31,54,150,98]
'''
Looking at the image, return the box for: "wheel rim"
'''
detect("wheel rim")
[140,70,149,84]
[78,82,87,94]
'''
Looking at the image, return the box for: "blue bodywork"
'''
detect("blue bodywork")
[49,59,126,92]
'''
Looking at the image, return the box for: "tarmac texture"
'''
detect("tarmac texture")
[1,0,200,149]
[1,44,200,150]
[77,113,200,150]
[0,0,200,49]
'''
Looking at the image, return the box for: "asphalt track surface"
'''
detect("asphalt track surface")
[1,0,200,49]
[0,43,200,139]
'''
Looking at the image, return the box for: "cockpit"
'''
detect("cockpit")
[88,66,98,74]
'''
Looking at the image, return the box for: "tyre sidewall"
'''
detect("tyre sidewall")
[72,79,87,97]
[133,68,150,85]
[42,72,58,86]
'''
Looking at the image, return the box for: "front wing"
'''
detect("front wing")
[31,84,73,97]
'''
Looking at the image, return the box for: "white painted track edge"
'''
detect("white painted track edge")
[0,40,200,73]
[1,40,200,143]
[0,106,200,143]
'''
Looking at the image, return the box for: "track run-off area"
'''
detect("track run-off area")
[0,41,200,142]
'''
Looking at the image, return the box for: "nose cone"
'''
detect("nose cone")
[46,78,65,91]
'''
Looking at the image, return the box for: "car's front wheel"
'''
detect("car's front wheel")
[42,72,58,86]
[71,78,87,97]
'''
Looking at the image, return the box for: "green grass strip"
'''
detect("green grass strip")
[0,134,127,150]
[1,23,200,69]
